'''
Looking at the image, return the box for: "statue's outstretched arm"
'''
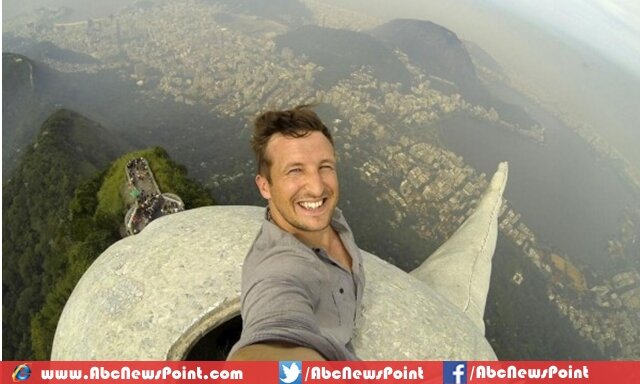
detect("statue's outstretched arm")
[411,162,509,335]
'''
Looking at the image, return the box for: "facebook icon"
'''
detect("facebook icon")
[443,361,467,384]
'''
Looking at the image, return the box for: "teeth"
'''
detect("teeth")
[299,200,324,210]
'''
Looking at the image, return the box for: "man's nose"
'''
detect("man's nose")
[305,170,324,196]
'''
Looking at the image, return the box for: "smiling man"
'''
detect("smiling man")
[227,105,365,361]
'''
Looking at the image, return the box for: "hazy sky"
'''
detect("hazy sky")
[478,0,640,78]
[4,0,639,78]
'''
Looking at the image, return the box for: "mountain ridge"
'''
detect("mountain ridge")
[2,52,57,175]
[370,18,538,132]
[276,24,413,89]
[3,108,127,359]
[370,18,480,95]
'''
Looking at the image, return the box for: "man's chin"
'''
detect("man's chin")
[271,202,336,233]
[293,222,332,233]
[292,210,334,232]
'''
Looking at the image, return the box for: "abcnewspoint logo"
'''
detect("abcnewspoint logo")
[12,364,32,382]
[443,361,467,384]
[279,361,302,384]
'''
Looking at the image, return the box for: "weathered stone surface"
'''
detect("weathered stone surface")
[354,253,496,359]
[52,205,496,360]
[52,206,258,360]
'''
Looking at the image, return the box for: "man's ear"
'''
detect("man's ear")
[255,174,271,200]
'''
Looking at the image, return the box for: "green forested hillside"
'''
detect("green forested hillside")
[3,110,214,359]
[3,109,125,359]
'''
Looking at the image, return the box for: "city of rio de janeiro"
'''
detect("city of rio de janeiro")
[3,0,639,361]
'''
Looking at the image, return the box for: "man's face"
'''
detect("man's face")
[256,131,339,237]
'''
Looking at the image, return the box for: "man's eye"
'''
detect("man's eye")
[288,168,302,174]
[321,165,334,170]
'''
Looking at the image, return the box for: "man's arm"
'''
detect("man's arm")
[227,342,326,360]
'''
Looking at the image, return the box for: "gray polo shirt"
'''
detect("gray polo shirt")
[228,208,365,360]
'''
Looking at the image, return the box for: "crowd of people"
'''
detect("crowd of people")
[126,157,151,183]
[160,199,183,215]
[125,157,184,235]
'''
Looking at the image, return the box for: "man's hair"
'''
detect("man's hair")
[251,105,334,181]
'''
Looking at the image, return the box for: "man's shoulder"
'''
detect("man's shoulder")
[245,221,319,269]
[242,225,324,290]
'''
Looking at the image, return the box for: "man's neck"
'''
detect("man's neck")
[296,227,352,272]
[266,207,352,270]
[293,227,334,251]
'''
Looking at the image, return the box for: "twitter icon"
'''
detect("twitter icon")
[279,361,302,384]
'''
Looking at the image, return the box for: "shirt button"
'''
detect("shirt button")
[339,288,344,294]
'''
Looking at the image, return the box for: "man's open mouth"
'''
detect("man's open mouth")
[298,198,326,210]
